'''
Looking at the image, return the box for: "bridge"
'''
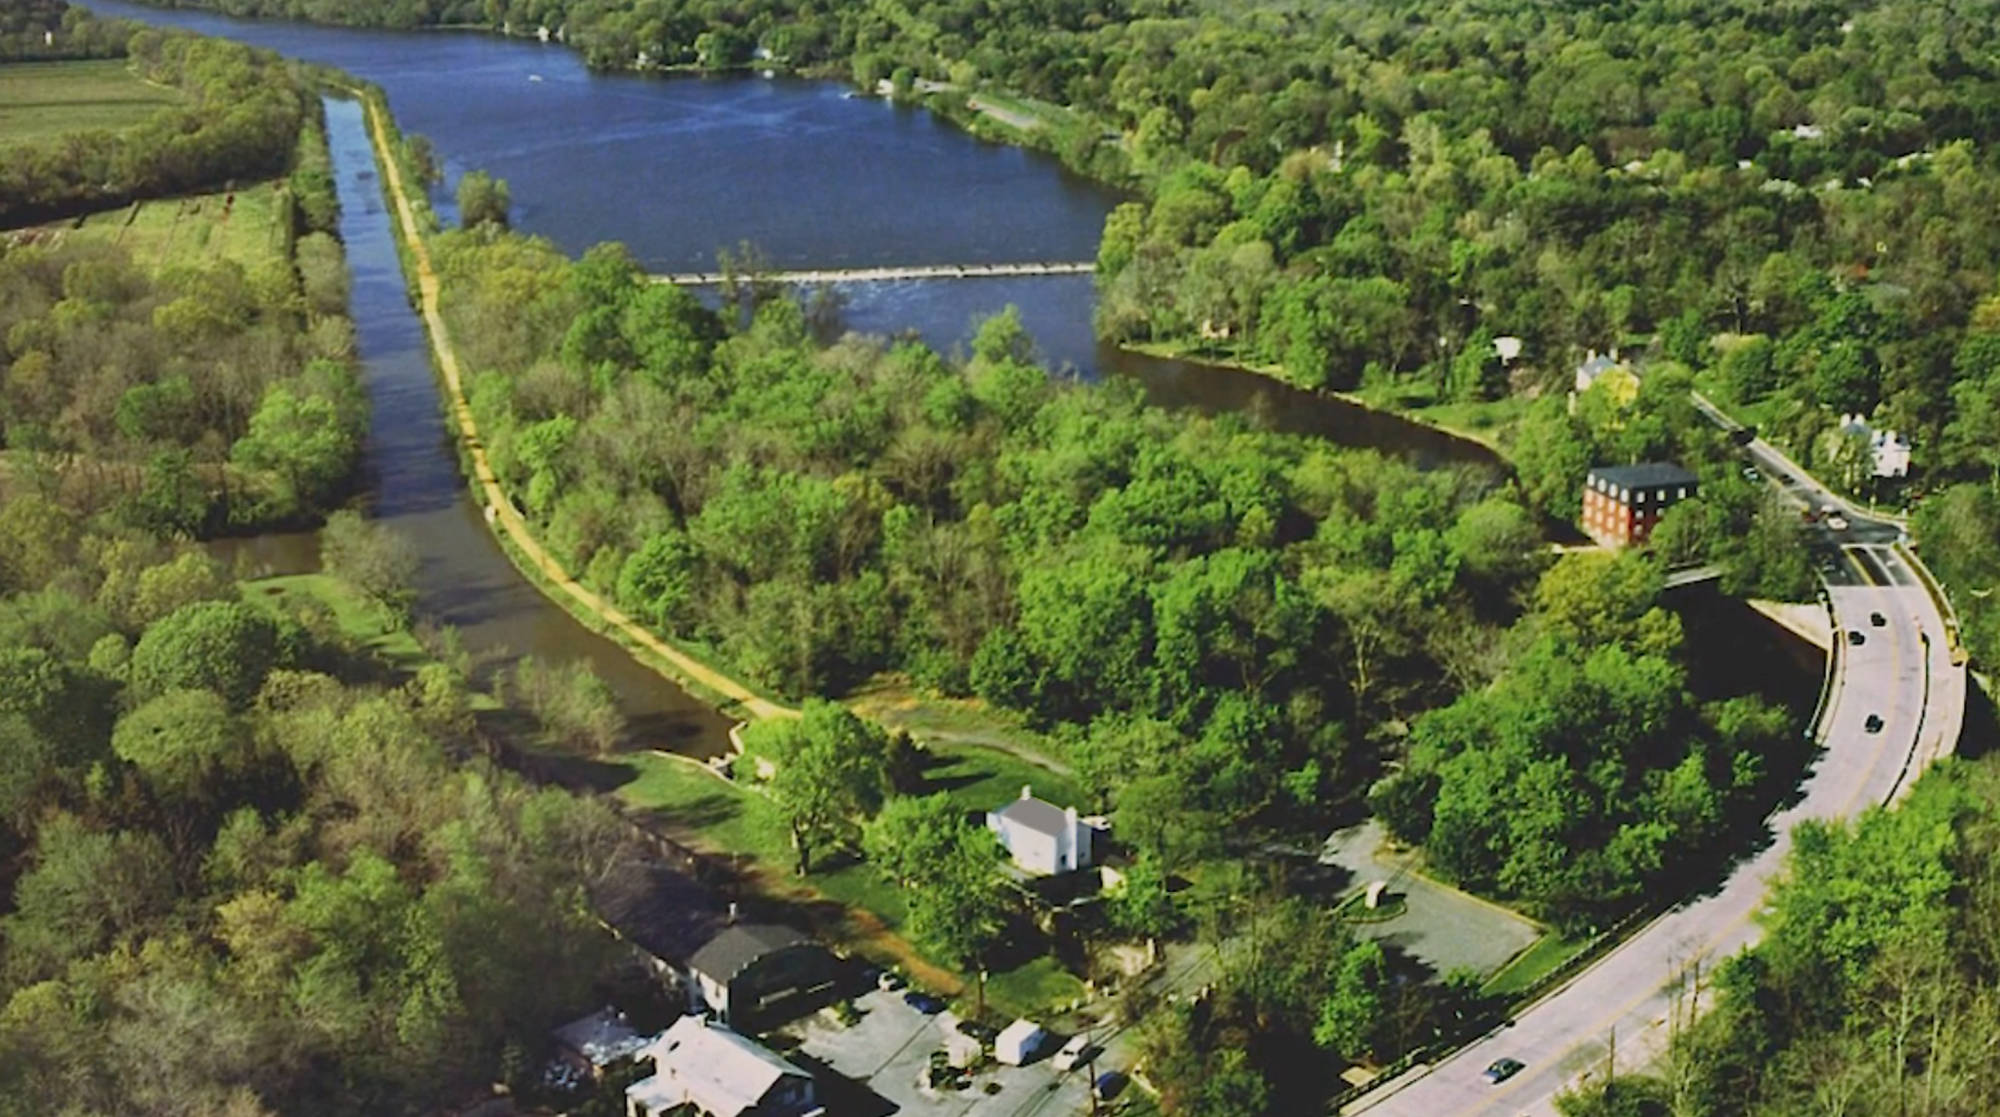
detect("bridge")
[648,260,1096,286]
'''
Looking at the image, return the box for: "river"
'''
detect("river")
[97,0,1807,758]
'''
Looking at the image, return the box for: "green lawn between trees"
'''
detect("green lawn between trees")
[0,58,180,141]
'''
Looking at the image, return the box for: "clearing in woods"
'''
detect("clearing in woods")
[0,58,181,142]
[11,184,289,274]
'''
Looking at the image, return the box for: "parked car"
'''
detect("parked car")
[1827,514,1850,531]
[876,969,907,992]
[1093,1070,1129,1100]
[1847,630,1866,646]
[1865,714,1885,734]
[1052,1033,1096,1071]
[956,1020,998,1046]
[1484,1057,1526,1084]
[904,991,945,1014]
[1871,611,1887,627]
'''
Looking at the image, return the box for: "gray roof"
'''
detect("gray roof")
[1588,462,1697,490]
[994,796,1071,838]
[688,923,812,983]
[591,856,728,967]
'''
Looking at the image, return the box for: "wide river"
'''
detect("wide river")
[80,0,1814,758]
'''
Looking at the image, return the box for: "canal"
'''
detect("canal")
[88,0,1810,756]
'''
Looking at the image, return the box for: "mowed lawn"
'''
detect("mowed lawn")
[0,59,180,143]
[64,184,289,274]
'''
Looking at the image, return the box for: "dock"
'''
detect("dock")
[650,260,1095,286]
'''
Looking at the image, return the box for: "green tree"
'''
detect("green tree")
[455,169,511,229]
[129,600,284,709]
[741,701,892,873]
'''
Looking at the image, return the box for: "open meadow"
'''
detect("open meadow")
[0,58,179,142]
[8,183,289,273]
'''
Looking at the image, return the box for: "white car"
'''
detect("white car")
[1052,1033,1095,1071]
[1827,514,1850,531]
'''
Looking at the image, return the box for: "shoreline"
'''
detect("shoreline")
[1117,338,1511,455]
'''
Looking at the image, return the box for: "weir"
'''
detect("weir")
[650,260,1096,285]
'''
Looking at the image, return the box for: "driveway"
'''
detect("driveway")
[1320,820,1544,978]
[782,989,1108,1117]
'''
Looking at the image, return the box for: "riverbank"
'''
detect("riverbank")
[1117,339,1523,455]
[351,85,793,727]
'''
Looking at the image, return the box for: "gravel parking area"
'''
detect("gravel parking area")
[781,989,1107,1117]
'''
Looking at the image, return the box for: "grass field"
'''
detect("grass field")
[0,59,180,143]
[52,183,291,274]
[1480,930,1591,999]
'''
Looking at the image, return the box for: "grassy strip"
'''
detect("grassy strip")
[0,58,180,143]
[1480,931,1592,998]
[58,182,289,274]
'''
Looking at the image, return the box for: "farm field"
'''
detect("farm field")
[11,183,290,274]
[0,58,179,142]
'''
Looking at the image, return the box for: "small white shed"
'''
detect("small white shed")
[995,1018,1046,1066]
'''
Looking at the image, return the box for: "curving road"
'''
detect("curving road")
[1351,405,1966,1117]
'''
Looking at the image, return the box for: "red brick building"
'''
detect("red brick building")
[1581,462,1698,549]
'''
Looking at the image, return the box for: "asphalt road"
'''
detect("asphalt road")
[1351,406,1967,1117]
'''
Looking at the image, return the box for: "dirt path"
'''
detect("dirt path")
[357,93,967,996]
[356,93,791,724]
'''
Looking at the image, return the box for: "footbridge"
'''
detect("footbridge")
[649,260,1095,286]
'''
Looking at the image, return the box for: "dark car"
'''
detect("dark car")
[904,991,945,1014]
[1483,1057,1526,1084]
[1093,1070,1129,1100]
[1847,630,1866,646]
[1871,611,1887,627]
[1865,714,1884,734]
[956,1020,998,1045]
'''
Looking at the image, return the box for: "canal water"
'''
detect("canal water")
[100,0,1808,754]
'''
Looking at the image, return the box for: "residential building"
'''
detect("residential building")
[1573,347,1637,398]
[1581,462,1699,549]
[625,1016,821,1117]
[687,923,840,1029]
[1839,413,1912,479]
[988,786,1107,876]
[552,1007,648,1077]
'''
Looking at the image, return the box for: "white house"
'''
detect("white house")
[625,1016,822,1117]
[988,786,1107,876]
[1840,413,1913,478]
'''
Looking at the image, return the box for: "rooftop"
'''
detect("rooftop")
[632,1016,809,1117]
[993,792,1072,838]
[1588,462,1697,490]
[688,923,812,983]
[591,854,729,967]
[552,1006,648,1067]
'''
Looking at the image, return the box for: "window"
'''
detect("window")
[1636,490,1647,503]
[1677,486,1687,499]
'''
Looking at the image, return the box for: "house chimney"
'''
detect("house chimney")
[1586,348,1597,362]
[1021,784,1032,800]
[1611,346,1620,362]
[727,901,739,925]
[1065,806,1078,826]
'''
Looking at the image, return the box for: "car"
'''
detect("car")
[956,1020,998,1046]
[1052,1033,1096,1071]
[1871,611,1887,627]
[1865,714,1885,734]
[1093,1070,1129,1100]
[1484,1058,1526,1084]
[904,991,945,1014]
[1847,629,1866,646]
[876,968,906,992]
[1743,466,1762,481]
[1827,514,1850,531]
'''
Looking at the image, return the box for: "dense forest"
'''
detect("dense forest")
[0,0,131,59]
[0,516,632,1115]
[1561,756,2000,1117]
[0,23,312,223]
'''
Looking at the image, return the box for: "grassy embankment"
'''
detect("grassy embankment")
[0,58,181,141]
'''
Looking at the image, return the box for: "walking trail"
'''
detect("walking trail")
[355,93,789,724]
[356,93,965,993]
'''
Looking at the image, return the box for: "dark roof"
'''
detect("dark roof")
[591,856,728,967]
[1588,462,1697,490]
[688,923,813,983]
[994,796,1071,838]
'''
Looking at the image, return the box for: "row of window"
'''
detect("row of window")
[1586,476,1691,503]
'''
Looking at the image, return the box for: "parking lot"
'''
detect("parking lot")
[781,988,1108,1117]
